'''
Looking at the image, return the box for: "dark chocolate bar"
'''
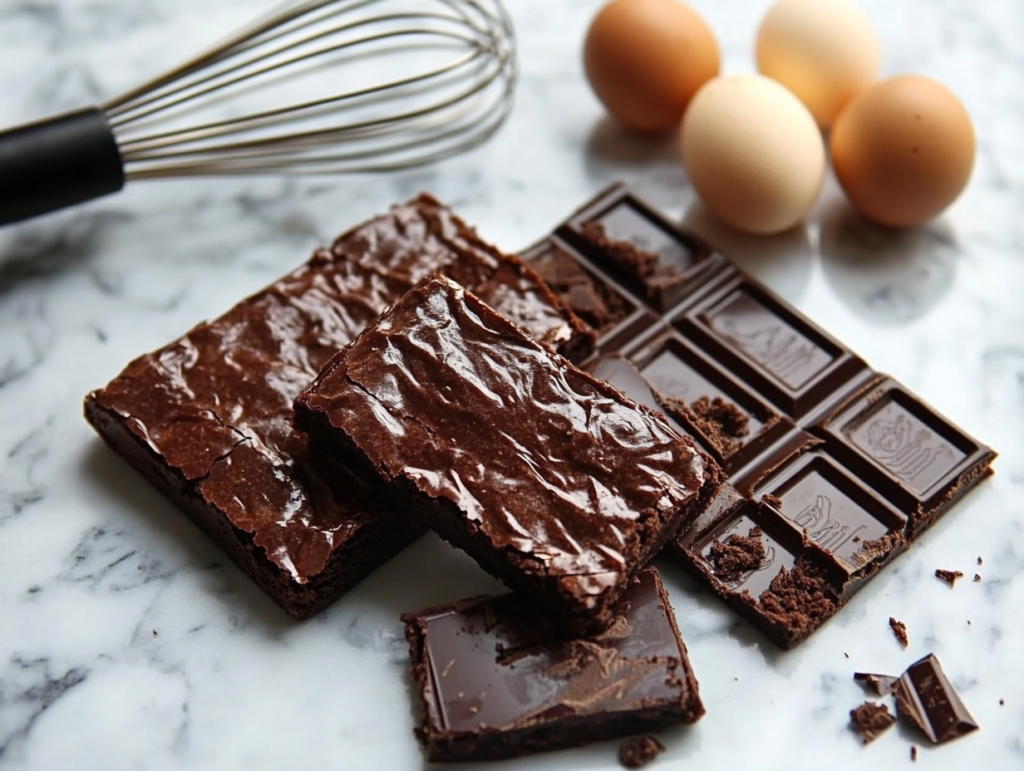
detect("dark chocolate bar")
[294,276,719,634]
[400,566,704,762]
[523,182,995,648]
[84,194,593,620]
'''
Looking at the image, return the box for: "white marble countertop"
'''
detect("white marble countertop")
[1,0,1021,769]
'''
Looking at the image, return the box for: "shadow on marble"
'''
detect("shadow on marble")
[818,198,959,327]
[682,200,815,305]
[78,440,296,635]
[0,210,130,296]
[584,116,681,168]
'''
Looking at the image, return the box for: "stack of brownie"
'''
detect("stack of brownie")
[84,185,994,762]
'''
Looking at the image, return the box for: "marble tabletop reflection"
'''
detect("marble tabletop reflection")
[1,0,1022,769]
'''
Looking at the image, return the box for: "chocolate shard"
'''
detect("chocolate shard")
[889,617,909,648]
[893,653,979,744]
[854,671,900,696]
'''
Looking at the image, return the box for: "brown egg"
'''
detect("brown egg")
[584,0,720,133]
[831,75,976,227]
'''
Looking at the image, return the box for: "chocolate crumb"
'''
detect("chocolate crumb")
[708,526,766,583]
[974,573,982,582]
[656,393,749,457]
[911,745,918,761]
[762,493,783,509]
[850,701,896,744]
[152,630,157,636]
[977,556,983,566]
[618,735,666,769]
[852,536,861,543]
[581,220,659,279]
[758,560,838,646]
[844,652,850,659]
[889,617,909,648]
[1000,698,1005,706]
[967,620,971,626]
[935,569,964,587]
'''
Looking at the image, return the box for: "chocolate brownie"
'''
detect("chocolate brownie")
[84,195,592,619]
[295,276,720,633]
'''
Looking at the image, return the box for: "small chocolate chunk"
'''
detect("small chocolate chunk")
[618,735,667,769]
[892,653,979,744]
[854,671,899,696]
[935,569,964,587]
[889,617,909,648]
[911,745,918,761]
[974,573,982,582]
[850,701,896,744]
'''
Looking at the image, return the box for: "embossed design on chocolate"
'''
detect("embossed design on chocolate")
[713,311,829,389]
[863,413,955,485]
[792,494,868,554]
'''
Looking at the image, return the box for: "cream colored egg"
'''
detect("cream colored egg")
[757,0,880,129]
[681,74,826,234]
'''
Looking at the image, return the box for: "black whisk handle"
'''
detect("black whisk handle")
[0,107,125,226]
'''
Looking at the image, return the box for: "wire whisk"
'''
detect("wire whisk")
[0,0,517,225]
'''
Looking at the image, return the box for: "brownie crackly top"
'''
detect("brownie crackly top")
[87,195,589,588]
[297,277,707,587]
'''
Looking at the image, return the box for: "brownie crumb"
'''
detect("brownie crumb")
[708,526,766,584]
[581,220,659,279]
[977,556,983,566]
[152,630,158,636]
[935,569,964,587]
[618,735,666,769]
[758,560,838,645]
[844,651,850,659]
[911,745,918,761]
[656,393,750,457]
[850,701,896,744]
[762,493,783,508]
[889,617,909,648]
[1000,698,1005,706]
[973,573,982,582]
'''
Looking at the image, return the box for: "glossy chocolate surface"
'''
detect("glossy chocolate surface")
[893,654,979,744]
[401,567,703,762]
[296,277,707,621]
[528,183,995,647]
[85,194,591,615]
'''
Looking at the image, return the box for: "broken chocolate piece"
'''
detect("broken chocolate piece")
[935,569,964,587]
[850,701,896,744]
[854,671,899,696]
[889,617,909,648]
[401,567,703,762]
[619,735,666,769]
[893,654,979,744]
